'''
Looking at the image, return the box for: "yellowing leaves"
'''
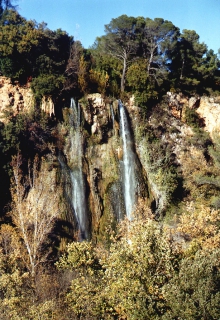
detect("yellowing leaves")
[89,69,109,94]
[176,202,220,249]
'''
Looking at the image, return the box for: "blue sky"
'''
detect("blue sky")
[18,0,220,53]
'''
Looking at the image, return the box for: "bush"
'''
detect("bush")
[31,74,65,101]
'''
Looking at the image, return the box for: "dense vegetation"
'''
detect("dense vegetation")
[0,7,220,103]
[0,2,220,319]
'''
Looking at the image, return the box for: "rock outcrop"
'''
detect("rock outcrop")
[0,77,34,121]
[167,91,220,137]
[2,80,220,237]
[0,76,55,121]
[196,96,220,136]
[41,96,55,116]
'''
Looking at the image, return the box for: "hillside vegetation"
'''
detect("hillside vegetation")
[0,2,220,319]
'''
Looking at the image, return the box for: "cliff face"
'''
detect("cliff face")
[0,77,34,120]
[60,92,204,236]
[61,94,149,238]
[167,92,220,136]
[0,76,55,121]
[196,96,220,136]
[74,92,220,229]
[2,80,220,238]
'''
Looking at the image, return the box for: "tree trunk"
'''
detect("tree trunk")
[180,58,185,80]
[121,51,127,92]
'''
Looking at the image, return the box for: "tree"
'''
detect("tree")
[0,9,72,95]
[10,154,61,276]
[0,0,16,10]
[0,10,42,81]
[64,40,84,94]
[0,0,17,19]
[95,15,139,92]
[0,224,31,319]
[33,27,72,77]
[179,30,207,80]
[164,248,220,320]
[89,47,122,95]
[127,57,159,104]
[57,212,176,319]
[141,18,179,83]
[169,29,215,92]
[199,49,219,91]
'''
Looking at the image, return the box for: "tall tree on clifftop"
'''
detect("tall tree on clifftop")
[0,0,16,9]
[0,0,17,18]
[170,29,212,92]
[95,15,139,92]
[141,18,179,82]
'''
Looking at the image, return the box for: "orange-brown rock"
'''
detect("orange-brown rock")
[0,76,34,121]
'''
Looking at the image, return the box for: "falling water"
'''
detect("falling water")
[67,98,89,240]
[70,169,88,240]
[110,104,115,128]
[119,100,137,220]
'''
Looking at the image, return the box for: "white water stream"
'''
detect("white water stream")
[119,100,137,220]
[68,98,89,240]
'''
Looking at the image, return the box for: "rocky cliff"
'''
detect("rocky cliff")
[0,76,54,121]
[0,77,34,120]
[2,79,220,239]
[69,91,220,232]
[167,91,220,136]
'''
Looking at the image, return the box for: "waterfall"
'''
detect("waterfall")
[119,100,137,220]
[110,104,115,128]
[62,98,89,240]
[69,97,75,127]
[70,98,82,163]
[70,169,88,240]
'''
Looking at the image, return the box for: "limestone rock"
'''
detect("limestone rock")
[41,96,55,116]
[189,96,200,109]
[81,93,110,141]
[0,76,57,121]
[0,76,34,121]
[196,96,220,136]
[167,92,189,119]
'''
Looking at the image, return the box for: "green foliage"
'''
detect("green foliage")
[57,210,220,319]
[0,8,72,101]
[89,48,121,95]
[0,10,42,82]
[31,74,65,101]
[142,17,179,86]
[135,104,183,212]
[95,15,141,92]
[0,224,31,319]
[169,29,220,94]
[0,109,25,153]
[0,56,14,76]
[0,109,53,156]
[193,132,220,208]
[57,217,175,319]
[0,0,16,12]
[185,107,201,128]
[164,248,220,320]
[90,14,219,98]
[126,58,160,105]
[0,7,219,98]
[0,200,219,319]
[0,8,220,319]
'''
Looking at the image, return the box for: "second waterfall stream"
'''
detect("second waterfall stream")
[119,100,137,220]
[69,98,89,240]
